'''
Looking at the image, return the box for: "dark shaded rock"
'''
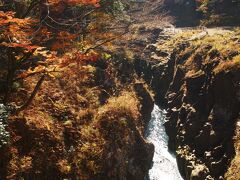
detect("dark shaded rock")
[152,28,163,36]
[134,83,154,127]
[168,65,185,93]
[155,50,169,57]
[133,58,153,83]
[129,40,146,47]
[146,44,157,52]
[0,80,7,93]
[185,71,205,95]
[127,140,154,180]
[209,155,228,177]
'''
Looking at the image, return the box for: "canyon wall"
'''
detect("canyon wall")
[134,28,240,179]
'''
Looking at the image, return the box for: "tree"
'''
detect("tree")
[0,0,128,110]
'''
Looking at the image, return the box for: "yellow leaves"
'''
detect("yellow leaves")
[17,65,47,80]
[33,47,56,59]
[57,160,71,174]
[19,156,32,172]
[102,52,111,60]
[79,141,104,173]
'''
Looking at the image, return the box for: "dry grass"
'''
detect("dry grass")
[225,118,240,179]
[214,55,240,74]
[73,92,141,177]
[0,51,146,179]
[157,28,240,74]
[97,92,140,121]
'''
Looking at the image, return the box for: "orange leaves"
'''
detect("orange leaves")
[0,11,36,45]
[59,50,100,68]
[75,51,100,62]
[0,0,112,79]
[48,0,100,7]
[17,66,46,79]
[47,0,100,13]
[0,11,41,59]
[34,27,53,44]
[68,0,100,7]
[0,42,39,51]
[58,31,77,40]
[51,31,78,51]
[0,11,36,27]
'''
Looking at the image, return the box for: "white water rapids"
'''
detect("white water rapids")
[145,104,183,180]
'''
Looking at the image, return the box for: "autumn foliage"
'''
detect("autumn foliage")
[0,0,125,107]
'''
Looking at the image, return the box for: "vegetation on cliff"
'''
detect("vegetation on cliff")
[162,28,240,180]
[0,0,154,179]
[197,0,240,26]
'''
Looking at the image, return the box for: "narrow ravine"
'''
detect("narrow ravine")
[145,104,182,180]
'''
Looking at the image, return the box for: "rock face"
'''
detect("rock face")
[133,30,240,179]
[134,83,154,127]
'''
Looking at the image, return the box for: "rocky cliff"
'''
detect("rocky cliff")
[134,27,240,179]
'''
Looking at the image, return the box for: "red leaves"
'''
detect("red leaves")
[59,51,100,68]
[50,31,78,51]
[75,51,100,62]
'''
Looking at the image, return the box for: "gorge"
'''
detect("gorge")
[132,26,240,179]
[0,0,239,179]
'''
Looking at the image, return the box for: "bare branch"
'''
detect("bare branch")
[83,23,132,54]
[16,74,46,112]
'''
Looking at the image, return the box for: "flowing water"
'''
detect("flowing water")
[0,104,10,148]
[145,104,183,180]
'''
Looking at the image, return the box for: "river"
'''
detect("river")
[145,104,183,180]
[0,104,10,148]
